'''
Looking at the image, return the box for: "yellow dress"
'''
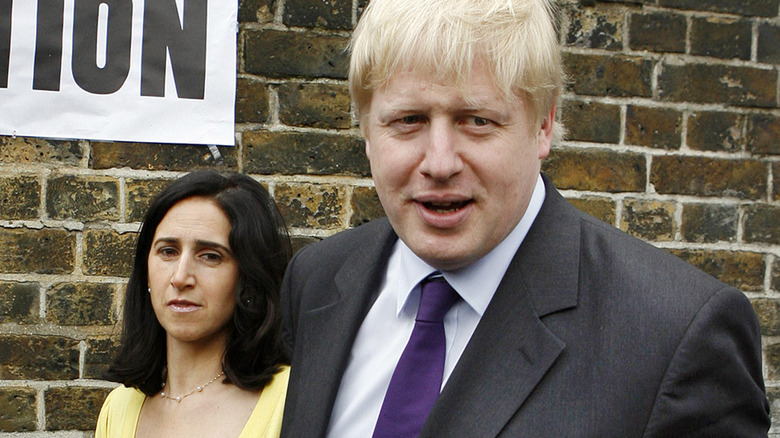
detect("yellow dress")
[95,366,289,438]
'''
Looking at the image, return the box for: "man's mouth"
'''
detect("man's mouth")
[422,200,471,213]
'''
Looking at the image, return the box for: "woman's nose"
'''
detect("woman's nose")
[169,257,195,290]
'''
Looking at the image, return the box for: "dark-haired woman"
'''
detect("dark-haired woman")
[96,170,291,438]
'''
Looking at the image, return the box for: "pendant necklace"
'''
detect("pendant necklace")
[160,371,224,403]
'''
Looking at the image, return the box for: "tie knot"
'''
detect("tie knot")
[416,277,459,323]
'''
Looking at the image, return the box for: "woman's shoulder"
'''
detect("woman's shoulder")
[259,365,290,408]
[271,365,290,387]
[105,384,146,404]
[96,385,146,438]
[100,385,147,420]
[239,365,290,438]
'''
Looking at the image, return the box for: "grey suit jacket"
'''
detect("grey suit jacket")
[280,176,769,437]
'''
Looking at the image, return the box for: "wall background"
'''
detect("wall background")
[0,0,778,435]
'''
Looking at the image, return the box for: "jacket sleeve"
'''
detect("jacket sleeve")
[280,246,306,359]
[643,287,770,437]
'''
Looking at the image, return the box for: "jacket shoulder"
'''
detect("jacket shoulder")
[290,218,392,270]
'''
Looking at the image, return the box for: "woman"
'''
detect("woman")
[96,170,292,438]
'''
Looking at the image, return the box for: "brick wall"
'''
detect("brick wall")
[0,0,778,435]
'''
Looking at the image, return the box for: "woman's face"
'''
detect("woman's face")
[147,197,239,348]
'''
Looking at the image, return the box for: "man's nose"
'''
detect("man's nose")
[419,121,464,181]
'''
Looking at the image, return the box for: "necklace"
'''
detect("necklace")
[160,371,224,403]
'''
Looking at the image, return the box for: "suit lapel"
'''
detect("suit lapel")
[421,178,582,437]
[289,220,398,438]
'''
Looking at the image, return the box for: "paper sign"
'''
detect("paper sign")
[0,0,237,146]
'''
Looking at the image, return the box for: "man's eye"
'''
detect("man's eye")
[399,115,421,124]
[466,116,490,126]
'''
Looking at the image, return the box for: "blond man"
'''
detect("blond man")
[280,0,770,436]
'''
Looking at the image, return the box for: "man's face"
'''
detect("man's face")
[364,64,554,271]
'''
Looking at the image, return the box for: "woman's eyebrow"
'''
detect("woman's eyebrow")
[195,239,233,254]
[152,237,232,254]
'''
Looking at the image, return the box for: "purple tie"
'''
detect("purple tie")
[373,276,460,438]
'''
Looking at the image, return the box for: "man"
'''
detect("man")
[280,0,770,436]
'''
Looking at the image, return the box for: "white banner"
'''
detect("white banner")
[0,0,237,146]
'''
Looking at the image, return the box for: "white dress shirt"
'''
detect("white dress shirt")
[326,175,547,438]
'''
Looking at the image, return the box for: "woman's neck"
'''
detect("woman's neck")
[163,335,227,397]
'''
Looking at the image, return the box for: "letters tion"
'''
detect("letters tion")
[0,0,238,146]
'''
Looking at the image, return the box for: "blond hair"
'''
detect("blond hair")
[349,0,565,140]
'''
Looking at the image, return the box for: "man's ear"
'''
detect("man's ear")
[361,115,372,159]
[537,105,556,160]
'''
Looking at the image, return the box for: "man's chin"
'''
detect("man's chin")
[407,242,477,272]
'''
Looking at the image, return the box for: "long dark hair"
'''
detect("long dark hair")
[104,170,292,395]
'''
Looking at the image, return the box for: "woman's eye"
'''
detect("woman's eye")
[159,247,178,258]
[201,252,223,263]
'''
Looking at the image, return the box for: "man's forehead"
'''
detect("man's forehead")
[375,68,519,110]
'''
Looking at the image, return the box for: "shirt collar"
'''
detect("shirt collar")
[393,174,547,317]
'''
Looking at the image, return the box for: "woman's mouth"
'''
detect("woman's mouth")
[168,300,201,313]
